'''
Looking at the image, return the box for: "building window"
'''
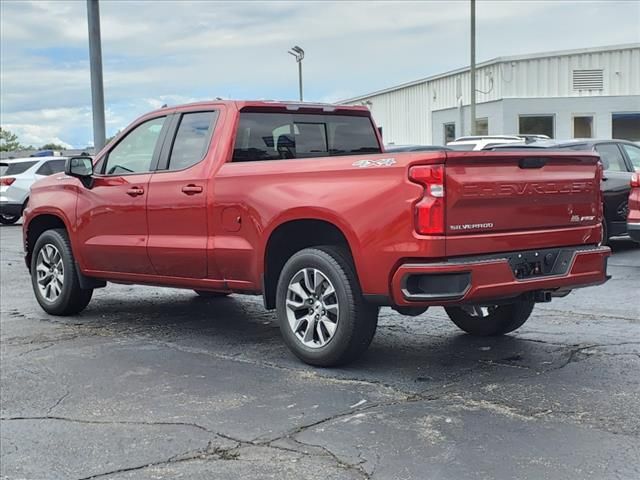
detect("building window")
[573,116,593,138]
[612,113,640,142]
[475,118,488,136]
[444,123,456,144]
[572,69,604,91]
[519,115,554,139]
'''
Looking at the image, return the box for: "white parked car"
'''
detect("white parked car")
[447,134,550,151]
[447,136,524,151]
[0,156,67,224]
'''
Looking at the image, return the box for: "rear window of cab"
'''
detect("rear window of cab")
[232,112,381,162]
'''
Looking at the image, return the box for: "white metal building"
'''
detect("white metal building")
[340,44,640,145]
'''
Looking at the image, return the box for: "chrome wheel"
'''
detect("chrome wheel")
[285,268,339,349]
[36,243,64,302]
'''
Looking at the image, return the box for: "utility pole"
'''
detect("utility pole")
[288,46,304,101]
[470,0,477,135]
[87,0,106,151]
[297,58,303,101]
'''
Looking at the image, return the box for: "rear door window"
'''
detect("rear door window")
[2,161,38,175]
[232,112,381,162]
[595,143,628,172]
[167,111,218,171]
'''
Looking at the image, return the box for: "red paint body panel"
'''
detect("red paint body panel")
[23,100,611,306]
[146,164,210,278]
[628,181,640,224]
[76,173,154,274]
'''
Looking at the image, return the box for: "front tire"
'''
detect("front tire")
[31,229,93,315]
[445,299,534,336]
[0,214,19,225]
[276,246,378,367]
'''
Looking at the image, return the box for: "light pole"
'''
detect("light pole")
[87,0,106,151]
[470,0,477,135]
[288,46,304,101]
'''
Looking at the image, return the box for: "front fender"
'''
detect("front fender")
[23,178,80,266]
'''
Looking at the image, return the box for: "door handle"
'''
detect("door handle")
[126,187,145,196]
[181,184,203,195]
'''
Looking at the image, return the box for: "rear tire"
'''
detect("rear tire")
[194,290,231,298]
[445,299,535,336]
[276,246,378,367]
[31,229,93,315]
[0,214,19,225]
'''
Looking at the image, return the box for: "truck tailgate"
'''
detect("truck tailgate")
[444,151,602,254]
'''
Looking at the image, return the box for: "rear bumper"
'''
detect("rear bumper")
[0,202,23,217]
[628,222,640,242]
[391,245,611,306]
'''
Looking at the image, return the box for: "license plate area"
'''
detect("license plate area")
[506,248,575,280]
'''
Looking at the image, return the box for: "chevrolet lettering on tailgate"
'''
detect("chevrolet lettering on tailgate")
[462,181,594,198]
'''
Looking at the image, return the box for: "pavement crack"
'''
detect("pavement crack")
[75,441,240,480]
[149,339,414,398]
[535,307,640,323]
[284,437,371,479]
[46,390,70,414]
[0,415,216,435]
[542,341,640,373]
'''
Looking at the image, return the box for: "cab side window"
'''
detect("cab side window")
[167,111,218,171]
[595,144,627,172]
[103,117,165,175]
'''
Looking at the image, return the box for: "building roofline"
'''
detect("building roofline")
[339,43,640,104]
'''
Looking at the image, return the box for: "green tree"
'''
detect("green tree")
[0,127,24,152]
[40,143,67,150]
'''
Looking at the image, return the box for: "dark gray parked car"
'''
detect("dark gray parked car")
[490,139,640,243]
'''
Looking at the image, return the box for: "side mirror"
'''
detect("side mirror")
[65,156,94,188]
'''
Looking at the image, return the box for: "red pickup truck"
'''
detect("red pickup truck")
[23,101,610,366]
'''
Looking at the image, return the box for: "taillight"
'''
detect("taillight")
[409,165,445,235]
[631,173,640,188]
[0,177,16,186]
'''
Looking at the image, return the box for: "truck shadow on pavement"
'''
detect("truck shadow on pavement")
[69,289,565,382]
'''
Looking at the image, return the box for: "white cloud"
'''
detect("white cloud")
[3,124,73,149]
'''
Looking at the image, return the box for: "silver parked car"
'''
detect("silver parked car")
[0,156,67,224]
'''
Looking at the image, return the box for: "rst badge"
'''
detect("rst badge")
[570,215,596,222]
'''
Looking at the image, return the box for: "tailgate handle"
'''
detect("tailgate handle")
[519,157,547,169]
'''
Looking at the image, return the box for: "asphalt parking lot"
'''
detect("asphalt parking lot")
[1,223,639,480]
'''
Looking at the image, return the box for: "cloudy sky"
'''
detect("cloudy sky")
[1,0,639,148]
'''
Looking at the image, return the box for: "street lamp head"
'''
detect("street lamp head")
[288,45,304,62]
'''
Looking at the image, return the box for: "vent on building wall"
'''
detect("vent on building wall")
[572,69,604,91]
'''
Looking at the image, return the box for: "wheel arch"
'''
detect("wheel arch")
[261,214,361,310]
[24,213,71,271]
